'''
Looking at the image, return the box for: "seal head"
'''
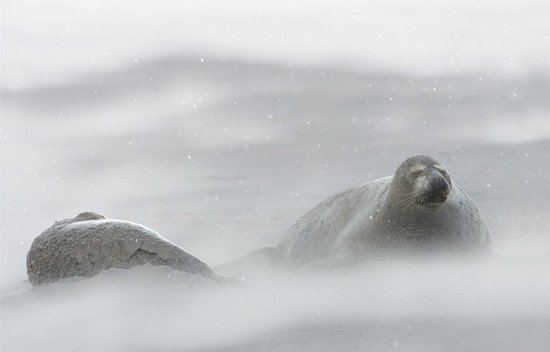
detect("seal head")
[389,155,452,209]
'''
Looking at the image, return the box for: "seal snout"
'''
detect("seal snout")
[424,174,450,206]
[432,174,450,197]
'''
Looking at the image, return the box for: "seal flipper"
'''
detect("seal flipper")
[245,246,281,266]
[137,241,233,282]
[215,246,282,276]
[298,255,359,272]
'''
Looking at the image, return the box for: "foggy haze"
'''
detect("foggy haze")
[2,1,550,351]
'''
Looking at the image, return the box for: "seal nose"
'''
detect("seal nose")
[432,175,450,199]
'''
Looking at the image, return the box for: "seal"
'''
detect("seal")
[271,155,492,268]
[27,212,228,285]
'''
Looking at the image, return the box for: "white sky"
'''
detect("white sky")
[2,0,550,89]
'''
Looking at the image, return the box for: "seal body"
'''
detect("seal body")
[27,212,222,285]
[275,156,492,268]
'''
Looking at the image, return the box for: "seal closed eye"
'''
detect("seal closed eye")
[270,155,492,268]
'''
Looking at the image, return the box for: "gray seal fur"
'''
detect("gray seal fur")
[273,155,492,268]
[27,212,225,285]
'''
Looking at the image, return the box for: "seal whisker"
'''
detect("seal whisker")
[394,192,419,209]
[392,192,416,203]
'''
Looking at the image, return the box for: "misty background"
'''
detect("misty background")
[2,1,550,351]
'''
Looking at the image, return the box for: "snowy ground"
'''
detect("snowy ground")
[2,1,550,351]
